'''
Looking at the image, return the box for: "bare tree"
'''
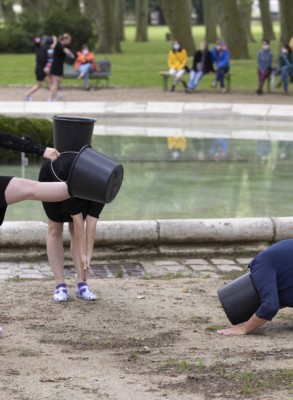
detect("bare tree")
[135,0,148,42]
[239,0,255,43]
[259,0,276,41]
[215,0,249,59]
[279,0,293,45]
[157,0,195,55]
[84,0,121,53]
[203,0,217,43]
[115,0,125,41]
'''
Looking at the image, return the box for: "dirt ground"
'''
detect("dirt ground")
[1,86,293,104]
[1,275,293,400]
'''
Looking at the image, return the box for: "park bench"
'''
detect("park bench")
[63,59,111,87]
[159,70,234,92]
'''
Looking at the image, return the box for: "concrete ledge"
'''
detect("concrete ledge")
[0,217,291,248]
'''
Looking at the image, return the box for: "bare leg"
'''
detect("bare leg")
[25,81,42,97]
[50,75,62,100]
[68,221,85,283]
[5,178,69,206]
[44,74,52,90]
[47,219,65,286]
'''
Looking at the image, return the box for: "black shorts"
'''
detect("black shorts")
[50,63,63,77]
[35,65,46,81]
[0,176,13,226]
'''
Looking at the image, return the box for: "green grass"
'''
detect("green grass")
[0,23,281,91]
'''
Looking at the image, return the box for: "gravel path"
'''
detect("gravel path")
[1,86,293,104]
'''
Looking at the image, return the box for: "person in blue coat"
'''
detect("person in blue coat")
[210,39,230,93]
[218,239,293,335]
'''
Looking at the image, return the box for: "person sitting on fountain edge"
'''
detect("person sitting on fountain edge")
[218,239,293,335]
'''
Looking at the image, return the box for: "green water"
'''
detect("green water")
[2,135,293,221]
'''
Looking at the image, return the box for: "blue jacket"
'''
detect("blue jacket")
[210,44,230,68]
[258,49,273,71]
[249,240,293,321]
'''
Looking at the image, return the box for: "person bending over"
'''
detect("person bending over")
[218,239,293,336]
[39,153,104,302]
[210,39,230,93]
[256,39,273,95]
[186,41,214,93]
[75,44,99,91]
[168,40,188,92]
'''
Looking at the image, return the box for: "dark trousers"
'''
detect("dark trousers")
[216,66,229,88]
[257,68,271,90]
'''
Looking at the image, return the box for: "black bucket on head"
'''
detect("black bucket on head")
[67,145,124,204]
[52,116,96,153]
[217,272,261,326]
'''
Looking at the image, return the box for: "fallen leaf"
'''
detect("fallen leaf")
[136,296,145,299]
[142,346,150,353]
[120,376,125,379]
[170,373,177,377]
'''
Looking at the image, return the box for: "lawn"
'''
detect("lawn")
[0,23,281,92]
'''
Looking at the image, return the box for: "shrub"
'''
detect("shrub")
[0,115,53,163]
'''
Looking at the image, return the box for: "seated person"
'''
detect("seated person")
[256,39,273,95]
[218,239,293,335]
[186,41,214,93]
[210,39,230,93]
[276,44,293,94]
[168,40,188,92]
[39,153,104,302]
[75,44,99,91]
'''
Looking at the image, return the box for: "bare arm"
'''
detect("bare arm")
[71,213,86,281]
[50,35,57,49]
[63,47,75,58]
[85,215,98,268]
[217,314,268,336]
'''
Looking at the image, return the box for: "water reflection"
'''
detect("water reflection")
[2,133,293,221]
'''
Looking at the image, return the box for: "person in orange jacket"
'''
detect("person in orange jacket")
[75,44,99,90]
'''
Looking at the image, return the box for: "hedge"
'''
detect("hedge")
[0,115,53,163]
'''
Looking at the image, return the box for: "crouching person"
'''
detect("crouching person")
[218,239,293,335]
[39,153,104,301]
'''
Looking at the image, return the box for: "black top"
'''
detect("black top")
[50,41,66,76]
[39,154,104,221]
[0,132,46,156]
[36,44,50,67]
[192,50,214,73]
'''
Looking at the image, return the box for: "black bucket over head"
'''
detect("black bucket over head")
[52,116,96,153]
[217,272,261,326]
[68,145,124,204]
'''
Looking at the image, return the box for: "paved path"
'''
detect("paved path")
[0,257,253,280]
[1,100,293,119]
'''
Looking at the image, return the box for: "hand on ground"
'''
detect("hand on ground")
[217,326,247,335]
[43,147,60,162]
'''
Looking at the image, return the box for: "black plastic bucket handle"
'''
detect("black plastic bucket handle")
[50,151,78,183]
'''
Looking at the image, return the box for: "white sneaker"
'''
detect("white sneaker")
[76,284,97,301]
[53,287,68,302]
[24,96,33,101]
[57,94,63,99]
[0,327,3,334]
[48,98,57,102]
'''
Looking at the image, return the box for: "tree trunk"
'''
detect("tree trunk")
[195,0,204,25]
[135,0,148,42]
[115,0,125,41]
[64,0,80,11]
[215,0,249,59]
[279,0,293,45]
[259,0,276,41]
[203,0,217,43]
[85,0,121,53]
[0,0,15,21]
[157,0,195,55]
[239,0,255,43]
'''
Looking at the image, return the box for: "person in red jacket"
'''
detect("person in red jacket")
[75,45,99,91]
